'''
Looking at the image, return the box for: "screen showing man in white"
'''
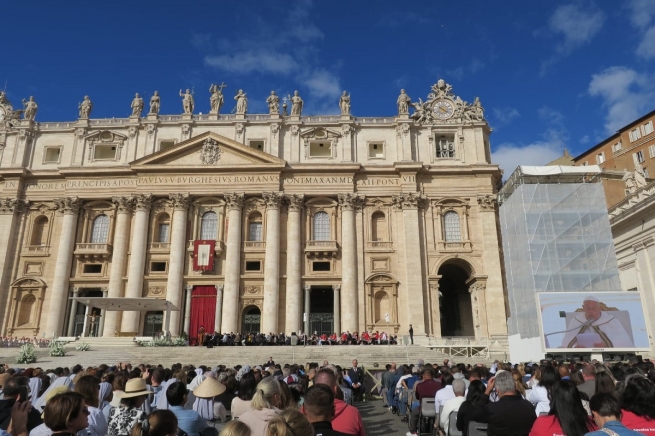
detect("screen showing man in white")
[560,296,634,348]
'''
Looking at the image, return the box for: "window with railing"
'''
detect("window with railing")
[436,135,456,158]
[90,215,109,243]
[444,211,461,242]
[157,214,170,243]
[248,212,263,241]
[313,211,330,240]
[200,211,218,240]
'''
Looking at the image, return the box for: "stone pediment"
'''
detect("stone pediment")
[131,131,286,169]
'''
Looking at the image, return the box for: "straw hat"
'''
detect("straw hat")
[193,377,226,399]
[115,378,153,399]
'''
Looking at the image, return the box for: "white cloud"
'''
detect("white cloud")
[301,69,341,100]
[492,107,520,124]
[580,135,590,144]
[626,0,655,30]
[204,51,298,75]
[446,58,486,81]
[492,141,564,177]
[588,66,654,133]
[636,26,655,59]
[548,2,605,54]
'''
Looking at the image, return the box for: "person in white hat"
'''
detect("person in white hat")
[560,296,634,348]
[107,378,152,436]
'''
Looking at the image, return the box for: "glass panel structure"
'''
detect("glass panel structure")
[90,215,109,243]
[158,223,170,243]
[444,211,461,242]
[248,222,263,241]
[313,212,330,240]
[200,211,218,240]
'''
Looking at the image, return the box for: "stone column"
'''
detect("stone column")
[222,193,245,333]
[393,192,427,335]
[47,197,82,338]
[104,196,134,337]
[67,288,80,336]
[82,304,91,337]
[303,285,311,335]
[262,192,283,334]
[0,198,28,336]
[285,195,304,334]
[121,194,152,333]
[97,288,108,337]
[183,285,193,335]
[338,194,363,332]
[332,285,341,334]
[166,193,192,335]
[429,280,442,337]
[214,284,224,332]
[468,281,488,339]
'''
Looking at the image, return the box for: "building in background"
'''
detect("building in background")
[498,166,631,361]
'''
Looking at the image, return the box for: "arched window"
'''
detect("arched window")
[371,211,387,241]
[157,213,170,243]
[200,211,218,240]
[30,216,49,245]
[248,212,263,241]
[17,294,35,327]
[90,214,109,243]
[313,211,330,241]
[444,211,461,242]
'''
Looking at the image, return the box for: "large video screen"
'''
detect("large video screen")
[538,292,650,352]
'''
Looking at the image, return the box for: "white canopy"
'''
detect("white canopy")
[70,297,179,312]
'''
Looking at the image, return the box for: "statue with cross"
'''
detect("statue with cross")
[209,82,226,114]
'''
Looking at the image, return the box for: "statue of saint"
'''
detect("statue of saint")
[179,89,194,114]
[22,96,38,121]
[339,91,351,115]
[79,95,93,118]
[397,89,411,115]
[234,89,248,114]
[130,93,144,118]
[149,91,160,115]
[209,83,225,114]
[290,90,303,116]
[266,91,280,115]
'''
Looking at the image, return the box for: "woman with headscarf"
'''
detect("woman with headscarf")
[29,370,43,406]
[192,377,227,422]
[33,377,73,413]
[99,382,113,411]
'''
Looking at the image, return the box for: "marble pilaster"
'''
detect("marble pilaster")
[285,194,303,334]
[338,193,363,332]
[47,197,82,337]
[262,192,283,333]
[166,193,192,335]
[222,193,245,333]
[121,194,152,333]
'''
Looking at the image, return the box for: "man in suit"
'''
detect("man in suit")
[264,357,275,367]
[409,324,414,345]
[348,359,365,402]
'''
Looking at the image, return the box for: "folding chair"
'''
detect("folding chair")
[419,397,437,436]
[448,410,463,436]
[467,422,487,436]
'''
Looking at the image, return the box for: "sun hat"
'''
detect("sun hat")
[115,378,153,399]
[193,377,226,399]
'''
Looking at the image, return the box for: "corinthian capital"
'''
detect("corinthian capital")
[133,194,153,212]
[337,193,365,211]
[285,194,305,212]
[262,192,284,210]
[54,197,82,215]
[391,192,426,210]
[477,195,497,211]
[224,193,245,211]
[0,198,29,215]
[112,196,135,214]
[169,193,192,210]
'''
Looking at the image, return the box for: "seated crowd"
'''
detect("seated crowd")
[196,331,397,347]
[0,339,51,349]
[0,359,367,436]
[375,358,655,436]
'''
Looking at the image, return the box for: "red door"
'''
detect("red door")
[189,286,217,345]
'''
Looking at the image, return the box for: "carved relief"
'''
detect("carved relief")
[128,126,137,139]
[148,286,165,296]
[199,138,222,164]
[341,125,353,138]
[235,123,245,137]
[181,124,191,139]
[112,196,134,214]
[477,195,497,211]
[224,193,245,210]
[146,124,157,137]
[169,193,192,210]
[262,192,284,210]
[54,197,82,215]
[0,198,29,215]
[270,123,280,138]
[244,286,261,295]
[337,193,365,211]
[391,192,426,210]
[286,194,305,212]
[290,125,299,137]
[133,194,153,212]
[396,124,410,138]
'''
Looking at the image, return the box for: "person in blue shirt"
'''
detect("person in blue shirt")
[585,393,645,436]
[166,382,208,436]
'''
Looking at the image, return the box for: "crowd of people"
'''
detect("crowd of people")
[195,331,398,347]
[375,358,655,436]
[0,339,51,349]
[0,358,367,436]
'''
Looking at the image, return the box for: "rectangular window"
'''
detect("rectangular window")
[596,152,605,164]
[309,141,332,158]
[611,142,622,153]
[94,144,117,160]
[312,262,331,272]
[435,134,456,158]
[630,128,642,142]
[159,140,176,151]
[44,147,62,164]
[83,264,103,274]
[643,121,654,136]
[248,222,263,241]
[248,140,264,151]
[150,262,167,272]
[635,151,645,164]
[649,145,655,158]
[245,261,261,272]
[368,142,384,159]
[158,223,170,243]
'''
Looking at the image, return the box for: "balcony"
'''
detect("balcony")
[366,241,393,251]
[244,241,266,252]
[305,240,339,256]
[74,243,112,261]
[186,240,224,255]
[149,242,171,253]
[22,245,49,257]
[438,241,472,252]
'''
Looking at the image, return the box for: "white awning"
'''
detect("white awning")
[70,297,179,312]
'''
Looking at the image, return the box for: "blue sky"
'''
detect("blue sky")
[2,0,655,175]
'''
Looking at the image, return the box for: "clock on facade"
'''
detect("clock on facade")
[434,100,454,119]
